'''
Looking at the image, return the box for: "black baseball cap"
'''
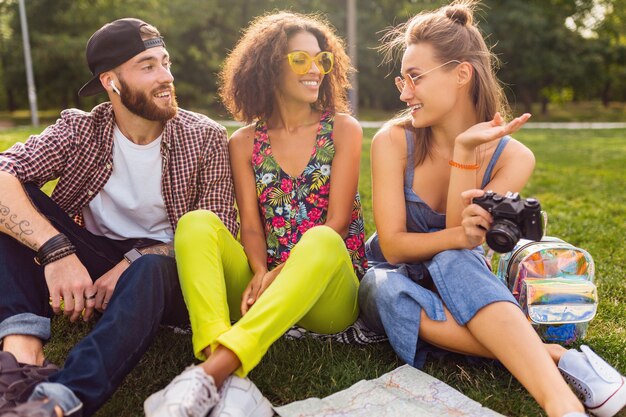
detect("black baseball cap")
[78,18,165,97]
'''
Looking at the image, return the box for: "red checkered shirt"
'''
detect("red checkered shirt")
[0,102,239,237]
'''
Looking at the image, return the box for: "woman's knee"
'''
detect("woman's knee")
[360,269,400,307]
[177,210,222,231]
[298,225,344,259]
[302,225,342,243]
[358,270,378,305]
[175,210,223,245]
[358,270,388,333]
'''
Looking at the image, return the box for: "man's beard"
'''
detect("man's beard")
[118,78,178,122]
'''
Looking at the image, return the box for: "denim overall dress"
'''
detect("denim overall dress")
[358,130,518,368]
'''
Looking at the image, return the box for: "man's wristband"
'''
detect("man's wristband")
[124,248,143,264]
[34,233,76,266]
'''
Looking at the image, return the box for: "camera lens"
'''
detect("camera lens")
[486,219,522,253]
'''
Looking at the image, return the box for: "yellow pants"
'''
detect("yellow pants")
[175,210,360,377]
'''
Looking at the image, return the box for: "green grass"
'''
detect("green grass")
[1,126,625,417]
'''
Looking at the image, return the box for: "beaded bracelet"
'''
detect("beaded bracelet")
[448,160,479,170]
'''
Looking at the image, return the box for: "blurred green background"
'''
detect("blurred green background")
[0,0,625,124]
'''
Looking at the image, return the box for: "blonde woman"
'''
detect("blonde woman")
[359,2,626,417]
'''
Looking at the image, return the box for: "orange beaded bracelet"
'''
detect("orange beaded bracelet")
[448,160,479,170]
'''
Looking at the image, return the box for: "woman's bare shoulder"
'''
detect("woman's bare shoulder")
[503,136,536,167]
[228,124,256,148]
[372,123,407,154]
[332,113,362,142]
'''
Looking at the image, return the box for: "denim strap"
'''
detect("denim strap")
[481,136,511,189]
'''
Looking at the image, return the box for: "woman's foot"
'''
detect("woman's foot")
[558,345,626,417]
[209,375,273,417]
[144,366,220,417]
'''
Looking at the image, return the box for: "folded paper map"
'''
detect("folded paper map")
[274,365,504,417]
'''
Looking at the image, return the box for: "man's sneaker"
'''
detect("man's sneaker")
[144,366,220,417]
[209,375,273,417]
[0,352,59,410]
[558,345,626,417]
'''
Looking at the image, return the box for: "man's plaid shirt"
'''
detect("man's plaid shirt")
[0,102,239,237]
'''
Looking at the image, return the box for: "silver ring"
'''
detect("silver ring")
[85,294,96,300]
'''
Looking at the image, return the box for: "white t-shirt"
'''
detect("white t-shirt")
[82,126,173,242]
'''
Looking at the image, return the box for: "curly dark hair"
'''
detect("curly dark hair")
[219,11,353,123]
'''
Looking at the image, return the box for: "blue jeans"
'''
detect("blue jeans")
[0,185,189,416]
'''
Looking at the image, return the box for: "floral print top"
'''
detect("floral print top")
[253,110,367,279]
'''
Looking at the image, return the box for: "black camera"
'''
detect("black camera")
[472,191,543,253]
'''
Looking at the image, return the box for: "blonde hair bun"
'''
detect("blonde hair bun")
[444,3,474,26]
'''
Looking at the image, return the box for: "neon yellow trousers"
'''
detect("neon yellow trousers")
[174,210,360,377]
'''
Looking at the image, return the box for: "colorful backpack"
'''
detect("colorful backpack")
[495,237,597,345]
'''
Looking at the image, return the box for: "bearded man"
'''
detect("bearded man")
[0,18,237,417]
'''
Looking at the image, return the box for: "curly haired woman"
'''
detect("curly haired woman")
[144,11,366,417]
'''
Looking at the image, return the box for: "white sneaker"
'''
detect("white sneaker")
[144,366,220,417]
[558,345,626,417]
[208,375,273,417]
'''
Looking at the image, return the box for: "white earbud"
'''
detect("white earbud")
[109,80,121,96]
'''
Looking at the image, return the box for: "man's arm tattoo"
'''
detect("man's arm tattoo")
[0,200,36,250]
[140,242,175,258]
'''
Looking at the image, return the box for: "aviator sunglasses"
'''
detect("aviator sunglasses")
[394,60,461,92]
[286,51,334,75]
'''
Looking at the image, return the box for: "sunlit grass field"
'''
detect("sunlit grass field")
[1,126,625,417]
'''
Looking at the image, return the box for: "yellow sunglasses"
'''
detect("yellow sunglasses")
[286,51,334,75]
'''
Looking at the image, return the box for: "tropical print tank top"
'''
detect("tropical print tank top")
[252,111,367,279]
